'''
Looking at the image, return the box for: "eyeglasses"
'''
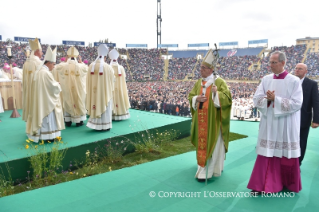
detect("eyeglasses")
[294,67,304,70]
[200,66,210,70]
[268,61,279,65]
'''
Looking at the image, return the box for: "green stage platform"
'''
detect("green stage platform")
[0,109,191,181]
[1,120,318,212]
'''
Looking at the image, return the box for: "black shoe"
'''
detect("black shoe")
[76,121,84,127]
[197,178,206,182]
[65,121,72,127]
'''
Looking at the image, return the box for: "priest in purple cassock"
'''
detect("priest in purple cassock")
[247,51,303,194]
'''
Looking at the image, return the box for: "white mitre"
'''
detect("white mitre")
[109,49,121,74]
[91,44,109,75]
[44,46,57,63]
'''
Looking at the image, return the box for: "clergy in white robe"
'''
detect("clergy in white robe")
[53,46,88,127]
[109,49,130,120]
[86,44,114,130]
[12,67,23,80]
[0,68,10,81]
[22,38,43,122]
[231,101,236,118]
[247,51,302,193]
[0,91,4,114]
[26,47,65,143]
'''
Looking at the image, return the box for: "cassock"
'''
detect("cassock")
[86,58,114,130]
[53,59,88,124]
[247,71,303,193]
[188,73,232,179]
[26,65,65,142]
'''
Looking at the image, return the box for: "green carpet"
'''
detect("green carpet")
[0,109,190,163]
[1,120,318,212]
[0,109,191,181]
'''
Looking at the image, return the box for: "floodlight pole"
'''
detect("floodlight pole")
[157,0,162,49]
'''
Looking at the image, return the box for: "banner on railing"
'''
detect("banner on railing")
[188,43,209,47]
[158,44,178,48]
[219,41,238,46]
[62,40,85,45]
[126,44,147,48]
[94,42,116,48]
[14,37,41,43]
[248,39,268,45]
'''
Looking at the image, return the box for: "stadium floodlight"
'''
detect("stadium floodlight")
[157,0,162,49]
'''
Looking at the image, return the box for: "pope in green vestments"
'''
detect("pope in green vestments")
[188,49,232,181]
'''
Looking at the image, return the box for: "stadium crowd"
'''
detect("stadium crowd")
[260,45,307,76]
[304,52,319,78]
[127,81,193,116]
[1,41,316,82]
[126,48,167,81]
[167,57,197,80]
[1,40,318,119]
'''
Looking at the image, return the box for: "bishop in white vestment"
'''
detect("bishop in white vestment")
[22,38,43,122]
[86,44,114,130]
[26,47,65,143]
[108,49,130,120]
[53,46,88,127]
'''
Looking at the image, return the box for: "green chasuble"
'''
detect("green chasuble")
[188,77,232,167]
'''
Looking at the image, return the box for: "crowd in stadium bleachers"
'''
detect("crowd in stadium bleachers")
[167,57,197,80]
[2,41,317,82]
[126,81,261,118]
[126,48,167,81]
[228,82,257,99]
[127,81,193,116]
[304,52,319,77]
[2,40,318,119]
[260,45,307,76]
[216,55,260,80]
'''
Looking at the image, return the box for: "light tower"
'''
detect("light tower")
[156,0,162,49]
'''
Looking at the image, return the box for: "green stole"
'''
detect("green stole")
[188,78,232,167]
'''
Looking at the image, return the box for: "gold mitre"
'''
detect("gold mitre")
[201,49,215,69]
[28,38,42,51]
[67,46,79,57]
[44,46,57,62]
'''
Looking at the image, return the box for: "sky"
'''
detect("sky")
[0,0,318,49]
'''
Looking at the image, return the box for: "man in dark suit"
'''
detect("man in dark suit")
[294,63,319,166]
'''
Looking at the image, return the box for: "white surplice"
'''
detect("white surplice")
[64,111,86,123]
[0,91,4,113]
[253,73,302,159]
[27,110,61,143]
[86,99,113,130]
